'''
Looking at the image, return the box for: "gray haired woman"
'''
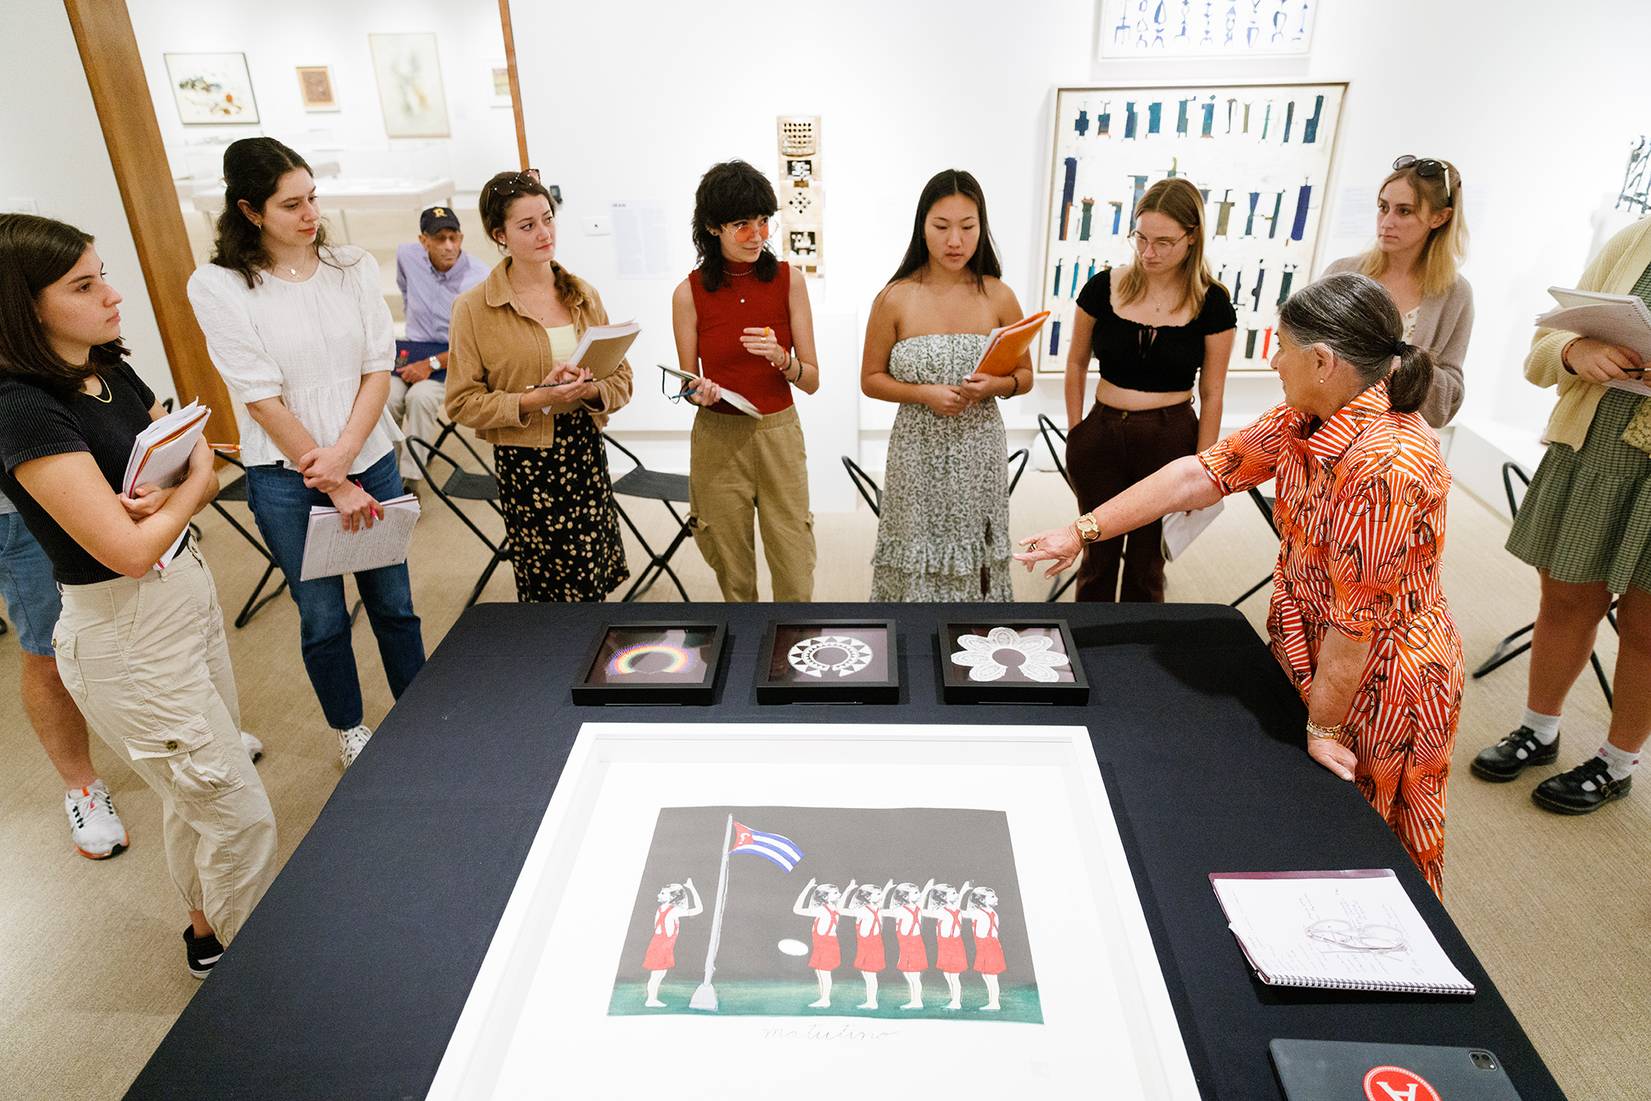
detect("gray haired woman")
[1016,273,1465,896]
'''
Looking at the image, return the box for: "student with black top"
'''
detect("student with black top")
[0,214,277,977]
[1062,177,1236,602]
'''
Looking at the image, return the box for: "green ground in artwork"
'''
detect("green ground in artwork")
[609,978,1043,1024]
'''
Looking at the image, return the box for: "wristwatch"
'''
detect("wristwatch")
[428,356,441,373]
[1074,513,1101,543]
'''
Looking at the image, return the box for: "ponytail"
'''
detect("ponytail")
[1387,342,1437,414]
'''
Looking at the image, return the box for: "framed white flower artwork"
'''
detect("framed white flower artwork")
[940,621,1089,704]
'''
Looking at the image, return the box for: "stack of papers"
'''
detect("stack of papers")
[122,401,211,569]
[299,494,421,581]
[1210,869,1475,995]
[1537,287,1651,398]
[1161,500,1224,561]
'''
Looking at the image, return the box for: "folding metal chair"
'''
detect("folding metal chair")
[1229,487,1279,609]
[1473,462,1616,704]
[602,433,693,602]
[210,452,288,628]
[1034,415,1079,602]
[841,456,882,516]
[406,434,510,608]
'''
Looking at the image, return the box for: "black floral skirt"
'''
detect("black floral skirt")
[493,413,629,603]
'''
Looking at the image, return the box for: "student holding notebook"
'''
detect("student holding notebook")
[445,170,633,602]
[187,137,425,769]
[0,213,276,976]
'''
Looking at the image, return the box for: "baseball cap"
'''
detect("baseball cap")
[420,206,462,234]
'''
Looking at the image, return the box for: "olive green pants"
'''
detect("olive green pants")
[689,404,815,602]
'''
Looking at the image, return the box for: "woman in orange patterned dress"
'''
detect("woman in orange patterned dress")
[1016,273,1464,896]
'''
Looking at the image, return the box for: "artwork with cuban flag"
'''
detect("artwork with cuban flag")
[608,805,1041,1023]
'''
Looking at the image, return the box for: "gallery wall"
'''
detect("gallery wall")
[128,0,515,195]
[514,0,1651,494]
[1,0,175,404]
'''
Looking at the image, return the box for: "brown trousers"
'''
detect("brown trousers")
[1064,400,1198,602]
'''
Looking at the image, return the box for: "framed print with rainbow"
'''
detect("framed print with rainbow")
[572,622,727,705]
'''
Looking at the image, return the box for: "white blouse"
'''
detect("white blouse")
[187,245,401,473]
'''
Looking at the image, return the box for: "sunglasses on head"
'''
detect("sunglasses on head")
[489,168,543,197]
[1393,155,1454,203]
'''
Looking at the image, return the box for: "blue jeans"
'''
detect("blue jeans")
[0,512,61,656]
[244,450,425,730]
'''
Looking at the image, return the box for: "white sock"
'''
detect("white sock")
[1596,742,1641,782]
[1521,708,1561,745]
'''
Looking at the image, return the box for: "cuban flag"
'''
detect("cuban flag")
[729,821,803,872]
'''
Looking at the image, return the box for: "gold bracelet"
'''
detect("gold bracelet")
[1305,719,1346,740]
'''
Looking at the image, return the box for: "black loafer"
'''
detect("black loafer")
[184,925,224,979]
[1531,757,1633,815]
[1470,726,1559,782]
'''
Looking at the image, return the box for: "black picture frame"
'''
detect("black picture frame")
[755,619,899,704]
[938,620,1089,705]
[571,622,727,706]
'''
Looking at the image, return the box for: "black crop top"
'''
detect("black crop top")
[1075,269,1236,393]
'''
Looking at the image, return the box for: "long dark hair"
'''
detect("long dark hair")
[0,213,128,394]
[209,136,338,288]
[691,160,778,293]
[477,170,589,312]
[886,169,1002,289]
[1277,273,1436,414]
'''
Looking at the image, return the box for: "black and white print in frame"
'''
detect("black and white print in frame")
[939,620,1089,705]
[755,620,899,704]
[571,622,727,706]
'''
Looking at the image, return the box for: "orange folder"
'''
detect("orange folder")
[973,311,1050,377]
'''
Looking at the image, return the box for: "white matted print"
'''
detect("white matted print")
[368,32,450,139]
[163,52,259,125]
[1039,82,1345,372]
[1098,0,1317,58]
[429,723,1199,1100]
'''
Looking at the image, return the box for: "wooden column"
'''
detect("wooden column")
[498,0,532,169]
[63,0,238,445]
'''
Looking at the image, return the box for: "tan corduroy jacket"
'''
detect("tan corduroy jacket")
[1527,215,1651,449]
[444,258,633,446]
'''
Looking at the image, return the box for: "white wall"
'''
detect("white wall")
[513,0,1651,500]
[128,0,514,194]
[1,0,174,404]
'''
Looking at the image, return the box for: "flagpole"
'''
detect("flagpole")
[690,814,734,1011]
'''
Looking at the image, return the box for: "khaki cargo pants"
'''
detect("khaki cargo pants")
[689,404,816,602]
[53,545,277,943]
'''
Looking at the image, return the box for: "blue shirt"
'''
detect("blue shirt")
[395,243,488,344]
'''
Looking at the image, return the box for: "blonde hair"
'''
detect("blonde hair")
[1357,160,1467,299]
[1116,177,1214,316]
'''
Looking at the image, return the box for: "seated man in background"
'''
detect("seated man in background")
[393,205,488,485]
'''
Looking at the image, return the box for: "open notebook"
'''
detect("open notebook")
[1210,868,1475,996]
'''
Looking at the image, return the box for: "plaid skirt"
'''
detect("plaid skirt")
[1506,388,1651,594]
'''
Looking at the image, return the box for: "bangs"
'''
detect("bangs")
[702,170,777,224]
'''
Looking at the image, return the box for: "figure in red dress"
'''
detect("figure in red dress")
[889,880,932,1009]
[840,878,895,1009]
[643,879,703,1007]
[924,881,967,1009]
[792,878,842,1009]
[963,885,1005,1011]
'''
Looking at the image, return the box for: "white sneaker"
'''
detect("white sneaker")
[65,779,128,860]
[335,725,373,769]
[240,730,264,763]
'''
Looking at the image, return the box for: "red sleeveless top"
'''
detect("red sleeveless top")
[688,261,794,416]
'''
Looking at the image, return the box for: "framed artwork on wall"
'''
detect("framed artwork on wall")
[755,620,898,703]
[295,65,338,112]
[1037,81,1346,373]
[489,62,512,108]
[571,622,727,706]
[939,621,1089,705]
[163,52,259,125]
[1097,0,1317,59]
[368,32,450,139]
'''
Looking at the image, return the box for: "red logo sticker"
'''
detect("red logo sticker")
[1363,1065,1442,1101]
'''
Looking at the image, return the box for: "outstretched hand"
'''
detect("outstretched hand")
[1014,523,1082,578]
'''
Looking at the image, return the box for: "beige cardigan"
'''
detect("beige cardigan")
[444,259,633,447]
[1324,256,1473,428]
[1526,215,1651,449]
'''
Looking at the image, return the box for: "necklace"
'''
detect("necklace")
[84,372,112,403]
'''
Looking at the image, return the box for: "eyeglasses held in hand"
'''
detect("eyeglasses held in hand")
[1393,155,1454,204]
[1305,918,1407,953]
[1129,230,1190,253]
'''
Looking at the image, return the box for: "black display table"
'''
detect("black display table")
[126,602,1562,1100]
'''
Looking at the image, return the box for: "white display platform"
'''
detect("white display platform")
[428,723,1199,1100]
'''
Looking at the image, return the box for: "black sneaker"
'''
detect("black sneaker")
[1470,726,1559,782]
[1531,757,1633,815]
[184,926,224,979]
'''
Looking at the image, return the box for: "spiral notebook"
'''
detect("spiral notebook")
[1210,869,1476,996]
